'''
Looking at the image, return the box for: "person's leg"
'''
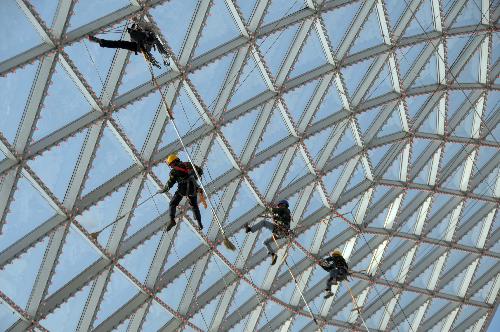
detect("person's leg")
[188,195,203,229]
[95,39,139,52]
[168,192,183,231]
[250,220,274,233]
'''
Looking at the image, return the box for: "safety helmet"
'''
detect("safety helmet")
[331,250,342,257]
[166,154,179,165]
[277,200,289,207]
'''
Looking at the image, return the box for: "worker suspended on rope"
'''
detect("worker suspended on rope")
[245,200,291,266]
[88,19,169,69]
[320,250,349,299]
[160,154,204,231]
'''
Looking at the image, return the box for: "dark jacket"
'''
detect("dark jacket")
[166,161,203,196]
[321,255,348,272]
[272,206,291,237]
[127,24,164,54]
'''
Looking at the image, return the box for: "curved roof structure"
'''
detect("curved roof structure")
[0,0,499,331]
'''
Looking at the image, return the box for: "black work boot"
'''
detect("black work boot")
[245,223,252,233]
[196,219,203,230]
[324,290,333,299]
[271,253,278,265]
[166,219,176,232]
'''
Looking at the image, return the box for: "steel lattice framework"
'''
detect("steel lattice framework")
[0,0,499,331]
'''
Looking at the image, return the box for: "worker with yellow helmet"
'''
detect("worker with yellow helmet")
[160,154,204,231]
[319,249,349,299]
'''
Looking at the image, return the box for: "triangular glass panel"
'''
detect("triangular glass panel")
[0,175,57,252]
[198,255,230,295]
[471,256,496,285]
[428,211,452,240]
[457,50,480,82]
[453,305,480,330]
[141,301,173,331]
[226,181,259,224]
[417,104,438,133]
[384,0,409,29]
[459,200,485,228]
[342,58,374,98]
[337,194,362,219]
[302,187,325,219]
[126,179,168,239]
[410,261,435,289]
[410,138,430,165]
[441,268,467,295]
[34,62,93,141]
[262,0,305,25]
[384,255,405,281]
[204,138,235,180]
[349,6,384,54]
[370,186,391,208]
[28,129,87,201]
[0,313,22,332]
[331,125,356,159]
[364,64,395,101]
[427,193,452,218]
[65,33,118,96]
[68,0,130,31]
[396,42,427,79]
[195,0,241,56]
[441,160,466,190]
[77,184,127,247]
[158,267,193,309]
[447,35,474,67]
[150,0,199,56]
[322,1,361,53]
[406,94,431,120]
[447,90,469,121]
[40,284,92,332]
[357,107,380,134]
[113,89,161,152]
[283,79,319,123]
[425,298,449,320]
[228,54,268,108]
[164,222,200,272]
[403,0,435,37]
[452,0,482,28]
[255,106,291,153]
[413,158,431,184]
[279,150,310,190]
[248,152,283,194]
[0,60,39,144]
[442,250,468,275]
[368,144,391,168]
[221,106,260,156]
[0,236,49,308]
[473,167,497,197]
[159,88,204,149]
[119,232,162,283]
[474,146,498,174]
[117,48,167,95]
[323,167,342,196]
[274,281,296,303]
[47,227,100,295]
[304,127,332,161]
[235,0,258,23]
[227,282,254,316]
[0,1,43,62]
[81,126,135,195]
[191,294,221,330]
[382,152,402,181]
[440,142,463,168]
[410,53,438,88]
[345,160,367,191]
[312,85,344,124]
[258,23,300,77]
[471,278,494,302]
[190,51,236,111]
[377,107,404,138]
[458,214,485,247]
[93,268,138,327]
[289,29,328,78]
[31,0,58,27]
[366,306,386,329]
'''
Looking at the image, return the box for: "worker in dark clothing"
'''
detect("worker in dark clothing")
[245,200,291,265]
[160,154,204,231]
[320,250,349,299]
[88,21,168,68]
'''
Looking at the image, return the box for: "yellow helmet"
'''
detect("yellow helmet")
[166,154,179,165]
[331,250,342,257]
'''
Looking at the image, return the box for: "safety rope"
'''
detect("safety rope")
[346,282,371,332]
[271,233,321,329]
